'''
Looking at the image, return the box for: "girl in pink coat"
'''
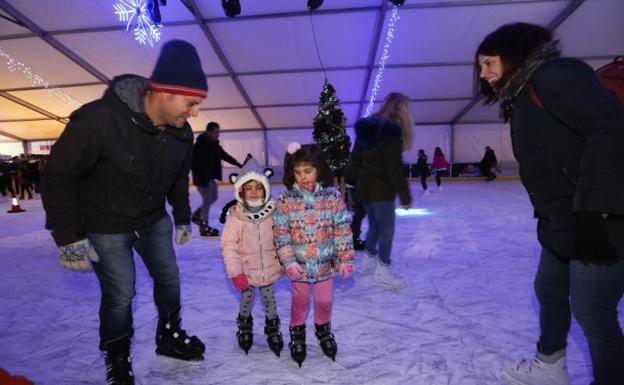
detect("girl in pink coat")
[221,159,283,357]
[431,146,450,191]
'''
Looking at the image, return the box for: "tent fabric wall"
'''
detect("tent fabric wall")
[219,130,265,166]
[407,124,452,164]
[453,123,514,163]
[0,141,23,156]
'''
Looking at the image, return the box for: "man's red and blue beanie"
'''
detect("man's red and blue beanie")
[150,39,208,98]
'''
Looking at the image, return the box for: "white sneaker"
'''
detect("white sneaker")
[421,189,430,196]
[502,356,570,385]
[360,252,377,276]
[374,263,406,289]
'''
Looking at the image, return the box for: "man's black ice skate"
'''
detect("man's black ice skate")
[289,324,306,368]
[155,308,205,361]
[104,336,134,385]
[199,224,219,237]
[264,316,284,357]
[237,314,253,354]
[315,322,337,361]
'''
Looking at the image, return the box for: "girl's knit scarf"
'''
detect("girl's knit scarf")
[239,199,275,223]
[498,42,561,122]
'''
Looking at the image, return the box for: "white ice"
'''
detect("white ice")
[1,180,621,385]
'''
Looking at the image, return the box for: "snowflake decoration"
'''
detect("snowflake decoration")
[113,0,162,47]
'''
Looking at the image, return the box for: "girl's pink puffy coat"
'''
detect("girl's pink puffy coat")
[221,205,282,287]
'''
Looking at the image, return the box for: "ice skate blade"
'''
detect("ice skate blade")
[155,349,204,362]
[500,370,565,385]
[375,282,406,290]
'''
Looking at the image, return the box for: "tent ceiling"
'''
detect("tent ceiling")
[0,0,622,142]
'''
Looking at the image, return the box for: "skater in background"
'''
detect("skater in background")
[41,40,207,385]
[412,149,430,195]
[431,147,449,191]
[273,143,355,367]
[221,159,283,357]
[478,145,498,181]
[17,161,33,199]
[191,122,245,236]
[476,22,624,385]
[347,92,412,289]
[345,160,366,251]
[0,159,16,198]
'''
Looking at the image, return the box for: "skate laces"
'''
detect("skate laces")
[105,354,133,384]
[509,356,568,383]
[514,358,541,373]
[166,322,193,345]
[379,267,403,282]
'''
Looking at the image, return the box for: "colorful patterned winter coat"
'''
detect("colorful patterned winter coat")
[273,183,355,283]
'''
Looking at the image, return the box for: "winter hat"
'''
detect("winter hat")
[149,40,208,98]
[229,159,274,206]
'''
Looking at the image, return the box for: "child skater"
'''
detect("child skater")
[273,142,355,367]
[221,159,284,357]
[413,149,430,194]
[431,147,449,191]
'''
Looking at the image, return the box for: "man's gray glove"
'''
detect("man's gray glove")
[58,238,100,272]
[175,224,192,245]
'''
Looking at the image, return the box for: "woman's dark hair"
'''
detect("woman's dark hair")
[475,22,554,103]
[283,144,333,189]
[434,146,444,156]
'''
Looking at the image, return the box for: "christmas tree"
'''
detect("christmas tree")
[312,82,351,177]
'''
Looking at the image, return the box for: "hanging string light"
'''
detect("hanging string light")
[364,5,401,117]
[0,47,81,109]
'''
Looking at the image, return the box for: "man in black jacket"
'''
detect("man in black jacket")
[42,40,207,385]
[478,145,498,181]
[191,121,243,236]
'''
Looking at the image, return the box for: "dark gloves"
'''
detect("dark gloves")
[574,212,620,264]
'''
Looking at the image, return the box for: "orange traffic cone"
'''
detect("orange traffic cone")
[7,197,25,213]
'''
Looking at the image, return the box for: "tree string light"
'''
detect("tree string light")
[0,47,82,109]
[364,5,401,117]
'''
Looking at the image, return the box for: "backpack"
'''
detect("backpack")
[529,56,624,109]
[596,56,624,105]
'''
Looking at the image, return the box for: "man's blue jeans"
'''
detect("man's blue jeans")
[89,215,180,350]
[534,248,624,385]
[362,201,396,265]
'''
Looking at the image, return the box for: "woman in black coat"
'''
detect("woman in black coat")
[476,22,624,385]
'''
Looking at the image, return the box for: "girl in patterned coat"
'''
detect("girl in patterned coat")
[221,159,284,357]
[273,143,355,367]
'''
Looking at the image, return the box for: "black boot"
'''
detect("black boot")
[191,208,203,226]
[315,322,337,361]
[236,314,253,354]
[289,324,306,368]
[104,336,134,385]
[155,308,205,361]
[264,316,283,357]
[199,224,219,237]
